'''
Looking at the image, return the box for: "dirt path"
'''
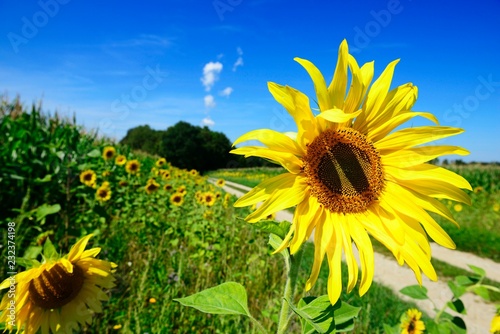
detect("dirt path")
[216,179,499,334]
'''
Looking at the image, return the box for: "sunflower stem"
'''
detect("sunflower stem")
[276,248,303,334]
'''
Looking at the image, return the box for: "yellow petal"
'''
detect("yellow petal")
[341,216,359,293]
[306,208,328,291]
[326,213,343,305]
[384,164,471,191]
[294,57,331,111]
[347,215,373,296]
[230,146,302,174]
[232,128,303,157]
[327,39,349,109]
[245,177,308,222]
[394,178,471,205]
[235,173,296,207]
[289,193,319,254]
[376,126,465,151]
[382,145,469,168]
[267,82,318,150]
[316,108,362,124]
[68,234,93,262]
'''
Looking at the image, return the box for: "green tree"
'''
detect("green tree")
[120,125,160,153]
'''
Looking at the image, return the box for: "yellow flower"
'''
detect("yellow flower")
[102,146,116,160]
[453,203,463,212]
[101,181,111,189]
[400,308,425,334]
[190,169,199,176]
[102,170,111,177]
[119,180,128,187]
[0,235,116,333]
[79,169,96,187]
[156,158,167,167]
[203,192,216,207]
[491,310,500,333]
[113,324,122,330]
[473,186,484,194]
[216,179,225,188]
[170,192,184,207]
[96,186,111,202]
[125,159,140,174]
[145,179,160,194]
[493,203,500,212]
[160,169,171,180]
[163,183,173,192]
[231,40,471,305]
[177,185,187,195]
[149,297,157,304]
[115,154,127,166]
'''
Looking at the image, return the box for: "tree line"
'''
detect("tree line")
[120,121,275,173]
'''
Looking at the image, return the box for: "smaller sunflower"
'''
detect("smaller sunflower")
[102,170,111,177]
[177,185,187,195]
[170,192,184,207]
[145,179,160,194]
[156,158,167,167]
[96,186,111,202]
[473,186,484,194]
[102,146,116,160]
[160,170,171,180]
[115,154,127,166]
[493,203,500,213]
[190,169,199,177]
[126,160,141,174]
[203,192,216,207]
[163,183,173,191]
[79,170,96,187]
[0,234,116,333]
[216,179,225,188]
[400,309,425,334]
[453,204,463,212]
[119,180,128,187]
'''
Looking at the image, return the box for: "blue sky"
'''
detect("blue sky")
[1,0,499,162]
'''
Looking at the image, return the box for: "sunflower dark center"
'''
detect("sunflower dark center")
[29,263,85,309]
[83,173,92,181]
[303,128,384,213]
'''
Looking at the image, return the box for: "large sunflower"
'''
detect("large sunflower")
[231,40,471,305]
[0,235,116,333]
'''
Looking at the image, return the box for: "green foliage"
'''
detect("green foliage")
[121,121,233,172]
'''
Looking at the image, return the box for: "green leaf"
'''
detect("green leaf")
[450,316,467,333]
[472,286,490,301]
[382,323,399,334]
[174,282,250,316]
[292,295,360,333]
[251,219,290,239]
[455,275,478,286]
[399,285,429,300]
[447,281,466,299]
[447,298,466,314]
[43,238,59,261]
[467,264,485,278]
[34,174,52,183]
[35,203,61,222]
[87,149,101,157]
[15,257,41,270]
[22,246,42,260]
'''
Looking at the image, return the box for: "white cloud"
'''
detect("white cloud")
[219,87,233,97]
[204,94,216,108]
[201,61,223,91]
[233,47,244,71]
[202,116,215,127]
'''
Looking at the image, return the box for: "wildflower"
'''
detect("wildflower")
[115,154,127,166]
[216,179,225,188]
[79,169,96,187]
[232,40,471,304]
[156,158,167,167]
[125,159,140,174]
[170,192,184,207]
[400,308,425,334]
[145,179,160,194]
[96,186,111,202]
[102,146,116,160]
[0,235,116,333]
[453,204,463,212]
